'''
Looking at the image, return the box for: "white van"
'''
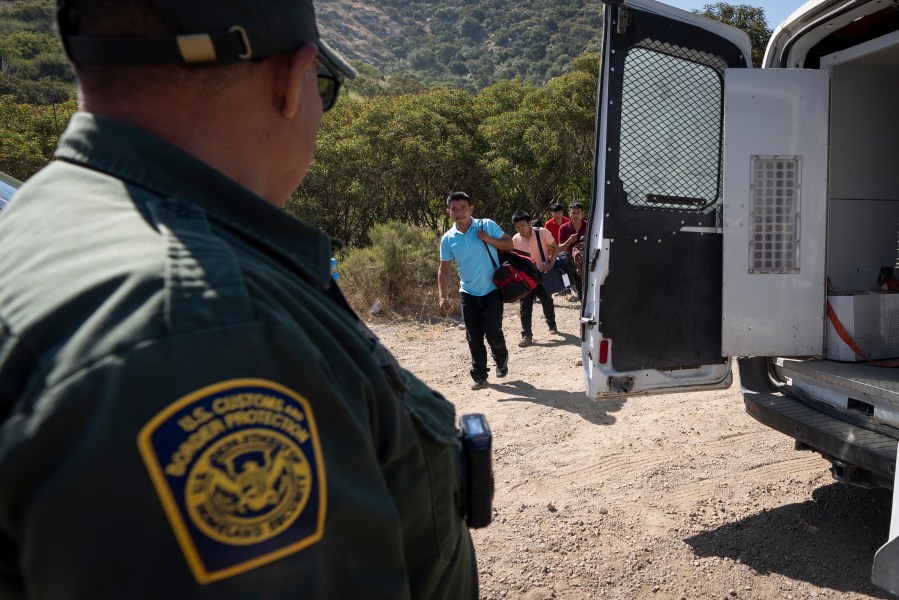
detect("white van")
[0,171,22,212]
[582,0,899,590]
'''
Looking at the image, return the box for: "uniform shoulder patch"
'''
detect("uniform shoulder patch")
[137,379,326,583]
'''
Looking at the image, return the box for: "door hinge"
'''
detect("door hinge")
[617,6,631,34]
[589,247,601,271]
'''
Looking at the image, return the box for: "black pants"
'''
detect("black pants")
[460,290,508,381]
[519,284,556,338]
[558,252,582,296]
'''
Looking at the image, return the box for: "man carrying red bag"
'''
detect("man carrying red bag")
[438,191,514,389]
[511,211,563,347]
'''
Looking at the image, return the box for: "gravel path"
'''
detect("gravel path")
[370,299,893,600]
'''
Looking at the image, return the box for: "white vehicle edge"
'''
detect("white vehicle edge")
[581,0,899,592]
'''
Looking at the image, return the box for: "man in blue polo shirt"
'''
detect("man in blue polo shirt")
[438,191,513,389]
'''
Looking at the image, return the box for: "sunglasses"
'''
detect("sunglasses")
[316,52,344,112]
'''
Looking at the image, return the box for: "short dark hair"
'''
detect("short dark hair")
[512,211,531,224]
[446,191,471,207]
[569,202,584,211]
[550,203,564,212]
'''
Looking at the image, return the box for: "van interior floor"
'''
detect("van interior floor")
[781,359,899,409]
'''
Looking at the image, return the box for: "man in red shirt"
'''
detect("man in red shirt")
[543,203,570,244]
[559,202,588,253]
[559,202,589,300]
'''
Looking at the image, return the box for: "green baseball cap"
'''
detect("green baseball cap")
[57,0,355,78]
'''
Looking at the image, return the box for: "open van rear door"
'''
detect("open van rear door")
[582,0,752,397]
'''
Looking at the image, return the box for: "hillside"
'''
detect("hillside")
[0,0,601,97]
[0,0,72,104]
[302,0,603,89]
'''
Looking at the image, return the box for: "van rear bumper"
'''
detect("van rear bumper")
[744,392,897,489]
[738,357,899,489]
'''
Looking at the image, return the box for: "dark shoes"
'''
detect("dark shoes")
[548,327,562,336]
[472,362,506,388]
[518,336,532,347]
[470,368,489,390]
[496,359,508,378]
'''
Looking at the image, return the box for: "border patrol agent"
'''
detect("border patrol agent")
[0,1,478,597]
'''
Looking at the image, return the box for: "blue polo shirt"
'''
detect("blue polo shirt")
[440,217,505,297]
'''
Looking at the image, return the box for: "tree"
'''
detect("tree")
[286,88,491,246]
[343,61,384,100]
[381,73,428,97]
[695,3,771,67]
[476,54,599,223]
[0,30,59,60]
[0,95,77,179]
[458,16,484,39]
[283,96,376,247]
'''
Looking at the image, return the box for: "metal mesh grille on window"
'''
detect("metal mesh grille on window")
[619,42,725,212]
[750,157,800,274]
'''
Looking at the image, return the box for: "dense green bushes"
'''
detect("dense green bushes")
[285,53,599,249]
[338,221,451,316]
[0,0,76,105]
[0,94,76,179]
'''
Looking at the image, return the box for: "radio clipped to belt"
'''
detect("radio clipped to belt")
[458,413,494,528]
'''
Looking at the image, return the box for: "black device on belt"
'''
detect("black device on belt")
[458,413,494,528]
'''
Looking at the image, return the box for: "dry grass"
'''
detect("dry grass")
[337,221,459,321]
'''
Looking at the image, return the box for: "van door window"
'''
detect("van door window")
[620,43,725,212]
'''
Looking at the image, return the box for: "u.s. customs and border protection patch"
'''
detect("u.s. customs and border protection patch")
[137,379,326,583]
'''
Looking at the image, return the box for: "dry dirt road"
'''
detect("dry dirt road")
[369,298,894,600]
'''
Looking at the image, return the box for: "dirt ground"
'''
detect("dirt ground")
[368,297,895,600]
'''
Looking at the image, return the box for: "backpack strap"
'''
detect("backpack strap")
[483,240,498,269]
[479,221,499,268]
[535,227,547,263]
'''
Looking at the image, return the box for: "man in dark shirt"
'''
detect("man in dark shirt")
[559,202,589,300]
[0,1,479,597]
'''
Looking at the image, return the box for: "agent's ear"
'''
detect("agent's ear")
[281,43,319,119]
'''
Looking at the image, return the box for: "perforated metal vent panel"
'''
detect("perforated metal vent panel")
[749,156,800,273]
[883,308,899,348]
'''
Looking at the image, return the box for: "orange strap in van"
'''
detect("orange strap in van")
[826,301,899,367]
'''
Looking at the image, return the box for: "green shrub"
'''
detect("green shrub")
[0,94,76,178]
[0,30,58,60]
[338,220,453,318]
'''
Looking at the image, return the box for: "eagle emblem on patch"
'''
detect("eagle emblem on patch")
[138,379,326,583]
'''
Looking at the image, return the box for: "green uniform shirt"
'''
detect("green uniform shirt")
[0,113,477,599]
